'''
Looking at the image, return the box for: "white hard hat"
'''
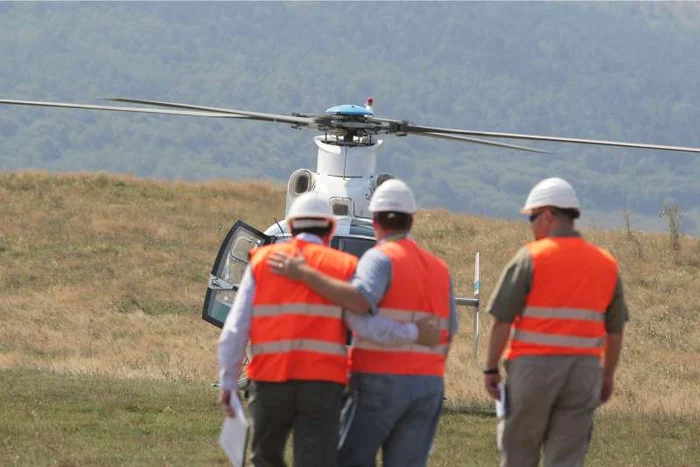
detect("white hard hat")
[369,178,417,214]
[286,192,336,232]
[521,177,581,215]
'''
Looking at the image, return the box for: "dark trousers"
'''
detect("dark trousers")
[248,380,345,467]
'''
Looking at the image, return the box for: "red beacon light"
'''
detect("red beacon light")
[365,97,374,113]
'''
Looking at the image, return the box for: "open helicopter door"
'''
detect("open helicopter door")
[202,220,273,328]
[455,252,481,359]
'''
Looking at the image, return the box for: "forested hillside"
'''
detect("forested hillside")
[2,2,700,231]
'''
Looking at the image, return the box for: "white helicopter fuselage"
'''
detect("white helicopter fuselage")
[262,134,387,249]
[206,131,480,360]
[283,135,388,221]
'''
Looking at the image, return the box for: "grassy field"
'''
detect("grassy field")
[2,369,698,466]
[2,171,700,465]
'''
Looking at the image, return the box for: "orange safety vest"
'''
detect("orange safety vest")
[350,238,451,376]
[504,236,618,360]
[247,238,357,385]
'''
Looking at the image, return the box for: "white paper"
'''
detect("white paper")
[495,382,506,419]
[219,393,249,467]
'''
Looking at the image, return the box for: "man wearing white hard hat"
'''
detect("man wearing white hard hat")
[218,192,441,467]
[483,177,629,467]
[269,179,457,467]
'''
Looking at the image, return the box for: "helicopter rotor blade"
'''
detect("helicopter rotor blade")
[5,97,700,154]
[106,98,315,127]
[420,131,552,154]
[405,124,700,154]
[0,99,247,119]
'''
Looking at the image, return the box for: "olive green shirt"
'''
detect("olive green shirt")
[487,229,629,333]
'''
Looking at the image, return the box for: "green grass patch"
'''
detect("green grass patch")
[116,296,192,316]
[65,242,124,257]
[20,345,71,359]
[2,369,699,466]
[434,409,700,467]
[1,368,228,466]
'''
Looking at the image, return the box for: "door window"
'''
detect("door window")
[202,221,272,328]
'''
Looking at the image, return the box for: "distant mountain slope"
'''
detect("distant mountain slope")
[1,3,699,231]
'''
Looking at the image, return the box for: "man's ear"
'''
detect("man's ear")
[320,233,332,246]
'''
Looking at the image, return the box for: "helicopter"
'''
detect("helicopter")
[2,95,700,391]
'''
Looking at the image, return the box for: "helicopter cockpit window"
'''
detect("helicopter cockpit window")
[271,234,374,259]
[349,219,375,238]
[331,236,375,258]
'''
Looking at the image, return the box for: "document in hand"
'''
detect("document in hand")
[495,381,507,419]
[219,394,249,467]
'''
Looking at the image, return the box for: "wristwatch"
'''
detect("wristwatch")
[482,368,499,375]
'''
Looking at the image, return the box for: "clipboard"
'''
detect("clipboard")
[219,393,250,466]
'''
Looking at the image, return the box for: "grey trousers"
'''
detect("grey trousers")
[497,356,603,467]
[248,380,345,467]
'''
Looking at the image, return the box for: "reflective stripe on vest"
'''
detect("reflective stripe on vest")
[511,329,606,349]
[350,238,451,377]
[247,238,356,384]
[353,339,449,355]
[505,237,617,360]
[374,308,451,331]
[252,303,343,319]
[523,306,605,322]
[251,339,346,357]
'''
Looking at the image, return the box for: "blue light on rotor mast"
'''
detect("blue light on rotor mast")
[325,104,374,117]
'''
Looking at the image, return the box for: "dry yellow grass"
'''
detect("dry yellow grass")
[2,170,699,418]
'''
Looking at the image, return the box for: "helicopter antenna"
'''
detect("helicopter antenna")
[273,217,284,234]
